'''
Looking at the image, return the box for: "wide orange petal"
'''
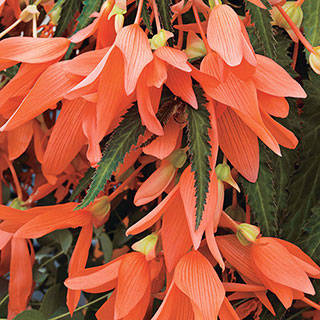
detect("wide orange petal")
[115,252,150,318]
[162,192,193,272]
[14,204,92,238]
[251,237,315,295]
[166,67,198,108]
[207,4,243,66]
[0,37,70,64]
[126,183,180,235]
[253,54,306,98]
[1,63,83,131]
[67,224,93,315]
[174,250,225,319]
[146,56,167,88]
[155,46,191,72]
[115,24,153,95]
[143,117,181,159]
[258,91,289,118]
[7,238,33,320]
[7,121,33,161]
[217,105,259,182]
[152,282,194,320]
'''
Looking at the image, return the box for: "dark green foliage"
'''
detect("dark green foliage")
[186,88,212,228]
[76,105,146,209]
[136,0,153,34]
[70,168,95,201]
[155,0,174,34]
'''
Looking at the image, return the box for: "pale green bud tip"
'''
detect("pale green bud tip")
[10,198,27,211]
[236,223,260,246]
[132,233,158,257]
[271,1,303,30]
[166,149,187,169]
[108,4,127,20]
[150,29,173,50]
[209,0,222,9]
[309,46,320,75]
[20,5,40,23]
[89,196,110,218]
[184,32,207,60]
[215,163,240,191]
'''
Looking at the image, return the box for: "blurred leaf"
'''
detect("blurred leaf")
[45,230,73,254]
[13,310,46,320]
[39,284,66,318]
[77,105,145,209]
[99,233,113,262]
[247,1,276,59]
[186,87,212,228]
[240,145,278,236]
[55,0,81,36]
[302,0,320,56]
[33,269,49,284]
[70,168,95,201]
[282,74,320,241]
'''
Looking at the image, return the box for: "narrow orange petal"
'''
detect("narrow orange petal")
[218,297,241,320]
[115,24,153,95]
[258,91,289,118]
[0,230,12,250]
[70,17,100,43]
[96,290,116,320]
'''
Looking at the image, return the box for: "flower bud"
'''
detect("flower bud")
[20,5,40,23]
[271,2,303,42]
[10,198,27,210]
[150,29,174,50]
[114,14,124,33]
[108,3,126,20]
[236,223,260,246]
[166,149,187,169]
[309,46,320,75]
[88,196,111,228]
[215,163,240,191]
[132,233,158,260]
[184,31,207,60]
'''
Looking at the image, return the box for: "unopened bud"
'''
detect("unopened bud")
[215,163,240,191]
[209,0,222,8]
[184,31,207,60]
[49,6,61,25]
[132,233,158,260]
[271,2,303,41]
[20,5,40,23]
[309,46,320,75]
[114,14,124,33]
[89,196,111,228]
[10,198,27,210]
[108,3,126,20]
[150,29,174,50]
[166,149,187,169]
[236,223,260,246]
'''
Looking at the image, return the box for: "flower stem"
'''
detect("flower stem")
[0,19,22,39]
[192,5,211,53]
[134,0,144,25]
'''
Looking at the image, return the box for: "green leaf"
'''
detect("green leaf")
[76,105,145,209]
[13,310,46,320]
[302,0,320,56]
[55,0,81,37]
[137,0,153,34]
[246,1,276,59]
[155,0,173,37]
[39,284,67,318]
[70,167,95,201]
[299,203,320,264]
[99,232,113,263]
[282,74,320,241]
[239,145,277,236]
[45,230,73,254]
[186,88,212,228]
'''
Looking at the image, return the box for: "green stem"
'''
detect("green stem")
[39,251,65,269]
[0,294,8,307]
[49,293,110,320]
[286,307,311,320]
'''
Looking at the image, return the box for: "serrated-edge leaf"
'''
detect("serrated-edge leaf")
[186,88,212,228]
[55,0,81,37]
[137,0,153,34]
[247,1,276,59]
[302,0,320,56]
[155,0,174,43]
[76,105,145,209]
[240,145,278,236]
[70,167,95,201]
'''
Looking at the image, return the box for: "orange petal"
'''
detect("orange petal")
[127,184,180,235]
[115,24,153,95]
[152,282,194,320]
[219,297,241,320]
[253,54,306,98]
[115,252,150,318]
[155,46,191,72]
[70,17,100,43]
[96,290,116,320]
[207,4,243,66]
[258,91,289,118]
[174,250,225,319]
[0,37,70,64]
[252,237,315,295]
[143,117,181,160]
[162,191,193,272]
[42,99,87,176]
[7,238,33,319]
[217,105,259,182]
[247,0,267,8]
[146,56,167,88]
[166,67,198,108]
[7,121,33,161]
[0,230,12,250]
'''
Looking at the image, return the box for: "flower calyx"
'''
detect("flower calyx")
[215,163,240,191]
[236,223,260,246]
[132,233,159,260]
